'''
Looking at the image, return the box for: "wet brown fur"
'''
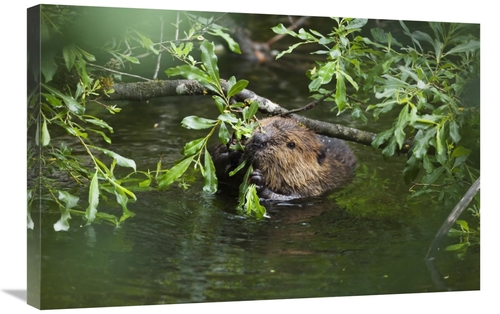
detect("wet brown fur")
[210,116,356,200]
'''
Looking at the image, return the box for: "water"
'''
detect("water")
[30,52,479,310]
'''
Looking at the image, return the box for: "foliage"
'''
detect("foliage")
[28,5,252,231]
[164,41,267,218]
[271,17,480,250]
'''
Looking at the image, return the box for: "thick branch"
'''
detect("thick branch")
[107,79,397,150]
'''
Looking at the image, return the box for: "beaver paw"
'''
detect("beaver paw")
[249,169,266,191]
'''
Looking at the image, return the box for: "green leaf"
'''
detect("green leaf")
[243,184,268,218]
[317,61,336,86]
[335,72,347,111]
[114,187,135,223]
[403,155,420,184]
[444,40,480,56]
[42,84,85,115]
[274,42,306,59]
[76,46,96,61]
[394,104,410,149]
[203,148,218,194]
[371,128,393,149]
[339,70,359,91]
[456,220,470,232]
[213,95,226,113]
[42,93,63,108]
[181,116,217,130]
[208,28,241,54]
[449,120,461,143]
[84,117,114,133]
[62,45,76,71]
[41,118,51,147]
[200,41,220,86]
[54,211,72,232]
[183,138,205,156]
[271,23,298,37]
[422,166,445,185]
[158,156,194,189]
[133,30,159,54]
[218,122,230,145]
[227,79,249,98]
[139,179,152,188]
[86,170,99,223]
[166,65,218,93]
[217,113,239,124]
[451,146,471,158]
[90,146,136,171]
[445,242,470,252]
[58,191,79,209]
[345,18,368,30]
[41,51,58,83]
[412,128,437,159]
[89,129,112,144]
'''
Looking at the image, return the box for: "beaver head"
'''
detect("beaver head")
[244,116,331,197]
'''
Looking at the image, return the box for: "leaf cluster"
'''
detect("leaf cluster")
[163,41,267,218]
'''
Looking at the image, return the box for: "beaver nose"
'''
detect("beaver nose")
[251,133,267,149]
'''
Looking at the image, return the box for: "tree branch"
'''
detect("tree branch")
[106,79,403,151]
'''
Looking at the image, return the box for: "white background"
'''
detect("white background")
[1,0,497,313]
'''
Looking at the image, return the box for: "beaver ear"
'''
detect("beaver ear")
[317,146,327,165]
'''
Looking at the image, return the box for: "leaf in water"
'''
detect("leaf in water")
[90,146,136,171]
[181,116,217,130]
[85,170,99,223]
[158,156,194,189]
[203,148,218,194]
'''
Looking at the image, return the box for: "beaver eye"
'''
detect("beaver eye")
[287,141,295,149]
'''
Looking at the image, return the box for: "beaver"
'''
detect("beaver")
[210,116,356,201]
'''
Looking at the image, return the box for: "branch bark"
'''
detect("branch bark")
[106,79,397,150]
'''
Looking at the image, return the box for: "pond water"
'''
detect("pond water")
[29,54,480,309]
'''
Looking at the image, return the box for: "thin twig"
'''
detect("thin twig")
[153,17,165,80]
[280,89,335,116]
[88,63,152,82]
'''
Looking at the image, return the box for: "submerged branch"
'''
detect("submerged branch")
[107,79,402,150]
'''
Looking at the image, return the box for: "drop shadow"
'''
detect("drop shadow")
[2,289,27,302]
